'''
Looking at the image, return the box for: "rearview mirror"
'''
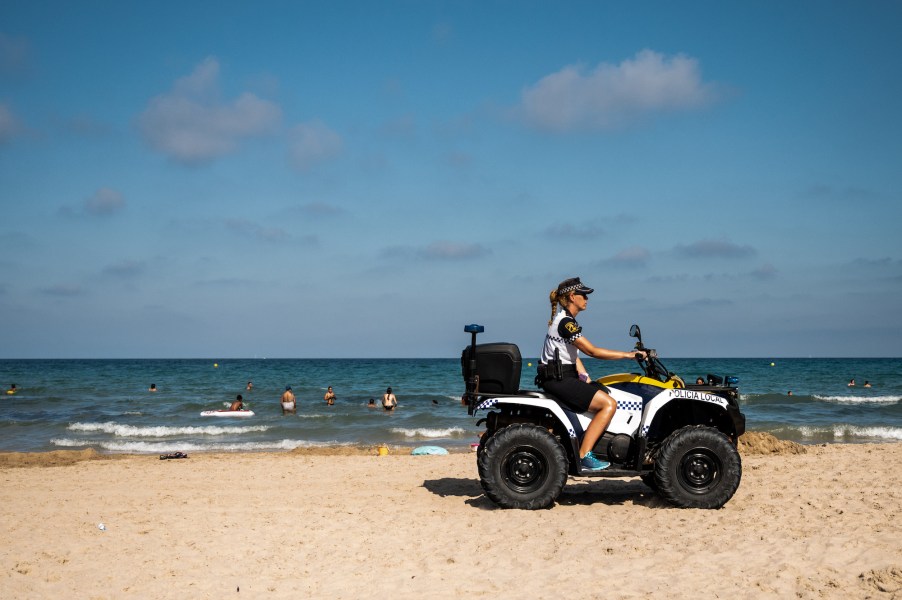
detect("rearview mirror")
[629,324,641,339]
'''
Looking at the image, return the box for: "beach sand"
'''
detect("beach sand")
[2,434,900,599]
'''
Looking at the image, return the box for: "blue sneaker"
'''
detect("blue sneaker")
[580,452,610,471]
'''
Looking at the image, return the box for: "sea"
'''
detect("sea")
[1,356,900,455]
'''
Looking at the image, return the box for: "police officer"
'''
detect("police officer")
[539,277,645,471]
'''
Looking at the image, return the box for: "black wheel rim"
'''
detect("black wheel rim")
[677,447,722,494]
[500,445,547,494]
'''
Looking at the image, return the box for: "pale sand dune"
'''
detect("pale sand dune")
[1,439,900,599]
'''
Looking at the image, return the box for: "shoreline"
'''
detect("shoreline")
[0,431,894,468]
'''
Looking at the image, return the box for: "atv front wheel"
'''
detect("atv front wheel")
[654,425,741,509]
[478,423,568,509]
[639,471,659,492]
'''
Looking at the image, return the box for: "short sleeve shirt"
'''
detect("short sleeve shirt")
[541,309,582,365]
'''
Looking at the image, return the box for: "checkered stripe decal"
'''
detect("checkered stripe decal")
[617,399,643,412]
[476,398,498,411]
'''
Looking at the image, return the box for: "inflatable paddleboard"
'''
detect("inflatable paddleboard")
[200,410,255,418]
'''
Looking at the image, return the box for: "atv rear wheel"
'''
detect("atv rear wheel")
[478,423,568,509]
[654,425,741,509]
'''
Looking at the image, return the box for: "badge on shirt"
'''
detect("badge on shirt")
[559,317,582,339]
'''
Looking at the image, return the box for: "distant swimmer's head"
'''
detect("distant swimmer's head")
[285,386,292,391]
[237,394,243,401]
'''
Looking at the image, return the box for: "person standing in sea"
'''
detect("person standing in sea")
[281,386,296,414]
[324,386,336,405]
[382,388,397,411]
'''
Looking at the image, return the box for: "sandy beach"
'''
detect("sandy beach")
[1,435,900,599]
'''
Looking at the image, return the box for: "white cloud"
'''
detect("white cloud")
[0,33,30,76]
[419,241,489,260]
[544,219,605,238]
[138,57,282,164]
[750,263,778,280]
[604,246,651,267]
[223,218,290,243]
[60,188,126,217]
[39,283,83,297]
[84,188,126,215]
[0,103,23,143]
[102,259,146,278]
[288,120,343,172]
[380,241,490,261]
[518,49,719,132]
[674,238,756,259]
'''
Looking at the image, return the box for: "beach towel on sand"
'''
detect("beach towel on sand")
[411,446,448,456]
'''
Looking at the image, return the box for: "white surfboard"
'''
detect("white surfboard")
[200,410,255,418]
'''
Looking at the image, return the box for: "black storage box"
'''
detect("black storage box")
[461,343,522,395]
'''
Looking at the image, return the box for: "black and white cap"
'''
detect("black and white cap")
[557,277,594,296]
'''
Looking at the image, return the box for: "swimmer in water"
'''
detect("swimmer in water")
[281,386,296,414]
[230,394,244,411]
[382,387,397,411]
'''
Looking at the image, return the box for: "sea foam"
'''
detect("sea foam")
[795,424,902,441]
[813,395,900,405]
[390,426,467,439]
[68,421,269,437]
[50,438,346,453]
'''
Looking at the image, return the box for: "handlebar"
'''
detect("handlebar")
[632,345,670,382]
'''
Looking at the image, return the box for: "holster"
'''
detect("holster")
[535,364,548,387]
[535,350,564,387]
[552,349,563,381]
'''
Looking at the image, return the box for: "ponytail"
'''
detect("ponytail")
[548,289,559,325]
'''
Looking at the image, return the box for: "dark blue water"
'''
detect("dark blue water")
[1,357,899,453]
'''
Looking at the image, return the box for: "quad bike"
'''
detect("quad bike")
[460,323,745,510]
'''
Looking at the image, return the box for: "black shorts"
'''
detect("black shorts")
[541,371,609,413]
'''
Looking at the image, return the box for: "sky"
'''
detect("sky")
[1,1,901,359]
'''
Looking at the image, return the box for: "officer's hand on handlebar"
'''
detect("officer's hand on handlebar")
[633,350,647,361]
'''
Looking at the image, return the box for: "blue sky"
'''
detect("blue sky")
[1,1,900,358]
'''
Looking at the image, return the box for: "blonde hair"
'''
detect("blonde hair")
[548,288,562,325]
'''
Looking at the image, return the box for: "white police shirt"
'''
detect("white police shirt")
[541,309,582,365]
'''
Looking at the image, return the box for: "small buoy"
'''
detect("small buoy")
[214,363,218,368]
[770,362,775,367]
[527,362,532,367]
